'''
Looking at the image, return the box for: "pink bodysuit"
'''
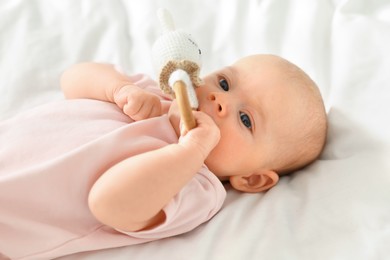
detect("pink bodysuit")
[0,74,226,260]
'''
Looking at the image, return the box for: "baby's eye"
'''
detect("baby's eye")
[240,112,252,129]
[219,78,229,91]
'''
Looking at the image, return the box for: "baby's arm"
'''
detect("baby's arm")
[88,111,220,232]
[61,63,162,120]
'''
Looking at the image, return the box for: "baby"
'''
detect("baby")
[0,54,327,259]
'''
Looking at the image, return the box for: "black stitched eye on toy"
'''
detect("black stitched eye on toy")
[219,79,229,91]
[199,49,201,55]
[188,38,197,47]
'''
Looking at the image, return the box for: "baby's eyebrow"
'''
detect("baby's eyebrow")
[219,66,238,85]
[224,66,237,76]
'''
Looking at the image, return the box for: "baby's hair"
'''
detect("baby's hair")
[270,56,328,175]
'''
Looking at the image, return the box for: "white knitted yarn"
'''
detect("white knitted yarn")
[152,9,202,109]
[152,8,202,73]
[152,30,202,73]
[168,69,198,109]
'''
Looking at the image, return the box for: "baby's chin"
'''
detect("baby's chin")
[215,175,229,181]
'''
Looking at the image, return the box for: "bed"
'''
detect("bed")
[1,0,389,259]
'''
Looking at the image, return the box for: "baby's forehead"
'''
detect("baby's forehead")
[216,58,302,95]
[235,59,287,78]
[217,65,236,74]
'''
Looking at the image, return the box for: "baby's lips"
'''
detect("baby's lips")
[196,107,219,128]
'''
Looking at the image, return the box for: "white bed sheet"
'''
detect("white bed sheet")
[1,0,390,259]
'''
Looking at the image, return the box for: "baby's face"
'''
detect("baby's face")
[197,55,303,180]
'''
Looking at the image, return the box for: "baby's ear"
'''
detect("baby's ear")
[229,170,279,193]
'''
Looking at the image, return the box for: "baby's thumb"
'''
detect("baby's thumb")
[180,121,189,136]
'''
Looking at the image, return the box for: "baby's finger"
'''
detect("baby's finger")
[123,102,142,120]
[137,103,159,120]
[192,110,216,126]
[148,101,162,118]
[180,121,189,136]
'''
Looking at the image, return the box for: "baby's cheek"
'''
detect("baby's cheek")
[208,140,236,164]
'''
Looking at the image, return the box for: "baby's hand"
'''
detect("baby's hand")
[178,111,220,160]
[114,85,162,121]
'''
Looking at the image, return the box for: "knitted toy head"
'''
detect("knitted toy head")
[152,9,203,100]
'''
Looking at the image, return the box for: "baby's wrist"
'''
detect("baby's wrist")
[177,139,210,162]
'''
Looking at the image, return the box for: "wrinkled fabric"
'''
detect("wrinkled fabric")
[0,75,226,260]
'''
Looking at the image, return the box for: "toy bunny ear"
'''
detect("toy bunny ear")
[157,8,175,33]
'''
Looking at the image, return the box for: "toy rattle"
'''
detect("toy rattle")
[152,8,202,130]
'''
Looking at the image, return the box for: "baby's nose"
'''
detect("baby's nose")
[208,92,228,117]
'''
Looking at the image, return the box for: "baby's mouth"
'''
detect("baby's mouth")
[195,102,201,112]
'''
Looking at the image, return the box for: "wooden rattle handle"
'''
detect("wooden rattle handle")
[173,81,197,130]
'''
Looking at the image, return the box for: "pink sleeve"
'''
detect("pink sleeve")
[116,166,226,239]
